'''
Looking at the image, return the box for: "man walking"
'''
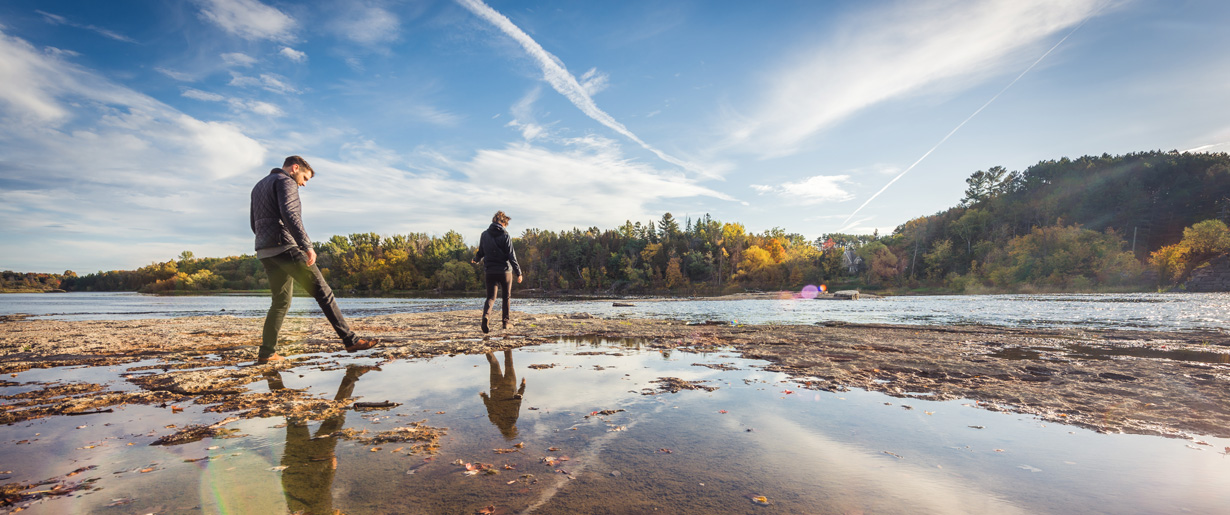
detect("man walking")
[250,155,376,364]
[472,210,523,333]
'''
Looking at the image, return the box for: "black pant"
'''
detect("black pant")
[259,249,356,357]
[483,271,513,322]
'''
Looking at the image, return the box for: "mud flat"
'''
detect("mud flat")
[2,310,1228,440]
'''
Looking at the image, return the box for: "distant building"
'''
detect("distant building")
[842,248,863,274]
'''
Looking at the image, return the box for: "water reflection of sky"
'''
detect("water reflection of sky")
[4,339,1229,514]
[3,291,1229,332]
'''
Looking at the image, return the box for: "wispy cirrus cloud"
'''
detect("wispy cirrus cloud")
[182,88,226,102]
[156,67,196,82]
[221,52,257,67]
[333,3,401,45]
[183,87,285,117]
[228,72,299,94]
[455,0,717,179]
[195,0,295,42]
[36,10,137,43]
[728,0,1109,158]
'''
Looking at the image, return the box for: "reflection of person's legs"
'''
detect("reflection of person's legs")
[286,254,356,345]
[502,349,514,379]
[499,271,512,325]
[486,352,502,384]
[281,365,372,514]
[260,256,294,359]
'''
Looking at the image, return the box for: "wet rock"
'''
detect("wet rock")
[647,377,719,394]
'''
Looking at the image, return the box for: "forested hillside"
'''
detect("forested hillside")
[6,150,1227,295]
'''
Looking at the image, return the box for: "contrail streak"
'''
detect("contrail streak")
[456,0,713,178]
[840,12,1099,231]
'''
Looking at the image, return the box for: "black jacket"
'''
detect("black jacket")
[474,223,522,276]
[250,168,311,252]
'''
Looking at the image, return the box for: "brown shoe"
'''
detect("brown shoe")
[345,338,378,353]
[256,353,284,364]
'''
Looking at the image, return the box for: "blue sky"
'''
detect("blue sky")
[2,0,1228,273]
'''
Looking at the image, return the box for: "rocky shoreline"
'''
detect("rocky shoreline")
[2,310,1228,441]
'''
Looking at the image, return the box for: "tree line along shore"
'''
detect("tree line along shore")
[5,150,1229,296]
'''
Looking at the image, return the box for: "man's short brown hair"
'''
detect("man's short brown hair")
[283,155,314,176]
[492,211,511,225]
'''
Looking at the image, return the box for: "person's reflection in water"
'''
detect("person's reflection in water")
[264,365,375,515]
[480,350,526,440]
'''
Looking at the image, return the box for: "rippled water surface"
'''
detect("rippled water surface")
[2,291,1228,331]
[3,339,1228,514]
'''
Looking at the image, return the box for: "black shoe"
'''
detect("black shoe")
[481,317,490,334]
[502,319,511,330]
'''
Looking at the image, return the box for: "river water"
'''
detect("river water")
[4,339,1229,514]
[2,291,1228,332]
[3,293,1229,513]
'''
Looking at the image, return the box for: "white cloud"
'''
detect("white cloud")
[279,46,307,62]
[456,0,716,178]
[751,175,854,204]
[156,67,195,82]
[0,29,267,271]
[506,87,546,141]
[228,72,299,94]
[36,10,137,43]
[182,88,226,102]
[728,0,1107,157]
[183,87,285,116]
[334,4,400,45]
[221,52,257,67]
[296,136,735,242]
[237,100,285,117]
[579,67,609,96]
[196,0,295,42]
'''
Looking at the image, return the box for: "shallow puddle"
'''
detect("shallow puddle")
[3,339,1230,514]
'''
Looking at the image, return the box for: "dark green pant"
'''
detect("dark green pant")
[259,249,355,358]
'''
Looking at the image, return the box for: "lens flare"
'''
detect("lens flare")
[800,285,819,299]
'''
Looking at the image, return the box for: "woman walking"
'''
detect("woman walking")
[472,211,523,333]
